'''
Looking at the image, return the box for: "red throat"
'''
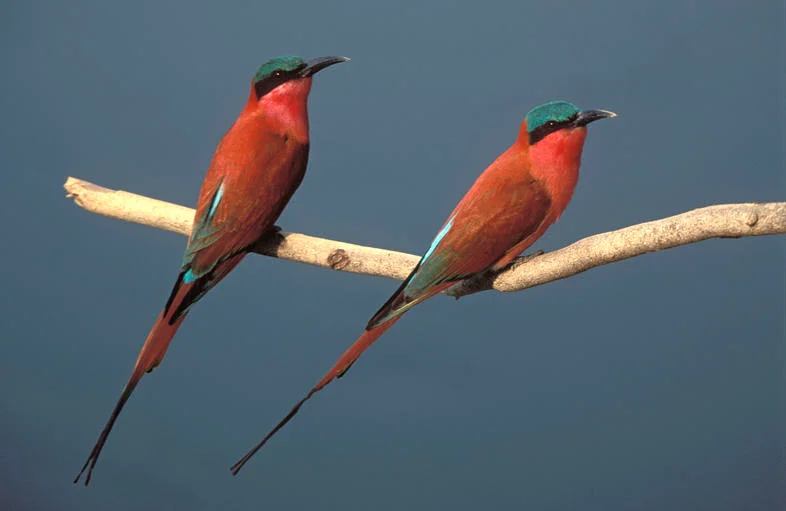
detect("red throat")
[244,78,313,142]
[524,125,588,219]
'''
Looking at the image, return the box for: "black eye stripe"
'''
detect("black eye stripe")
[528,113,579,145]
[253,64,306,99]
[254,76,282,99]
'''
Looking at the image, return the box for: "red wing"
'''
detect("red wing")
[403,172,552,297]
[184,127,309,278]
[365,169,551,328]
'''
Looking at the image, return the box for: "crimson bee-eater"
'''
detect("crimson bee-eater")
[230,100,615,474]
[74,55,348,485]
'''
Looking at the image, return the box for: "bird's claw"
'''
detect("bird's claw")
[518,249,545,264]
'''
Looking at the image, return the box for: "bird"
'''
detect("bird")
[230,100,616,474]
[74,55,349,485]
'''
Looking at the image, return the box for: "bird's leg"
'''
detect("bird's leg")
[249,225,287,257]
[261,224,286,245]
[446,269,496,299]
[446,250,546,300]
[517,249,545,264]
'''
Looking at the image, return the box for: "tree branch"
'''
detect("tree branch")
[64,177,786,298]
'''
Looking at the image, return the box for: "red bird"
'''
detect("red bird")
[230,100,615,474]
[75,55,348,485]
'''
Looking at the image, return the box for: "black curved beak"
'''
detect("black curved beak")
[299,56,350,77]
[574,109,617,127]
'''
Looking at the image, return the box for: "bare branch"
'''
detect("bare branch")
[64,177,419,281]
[448,202,785,297]
[64,177,786,296]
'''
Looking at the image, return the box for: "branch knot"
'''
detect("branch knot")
[327,249,351,270]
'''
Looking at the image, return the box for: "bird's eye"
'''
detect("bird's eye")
[546,120,557,128]
[272,70,283,78]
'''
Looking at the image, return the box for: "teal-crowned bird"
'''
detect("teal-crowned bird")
[75,55,348,485]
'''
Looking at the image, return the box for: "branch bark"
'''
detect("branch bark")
[64,177,786,298]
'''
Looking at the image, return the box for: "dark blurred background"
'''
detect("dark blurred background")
[1,1,784,509]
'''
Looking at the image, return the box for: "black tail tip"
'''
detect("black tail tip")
[73,469,91,486]
[229,457,248,476]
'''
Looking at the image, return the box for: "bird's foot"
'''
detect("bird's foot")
[518,249,544,264]
[260,225,286,245]
[446,250,545,300]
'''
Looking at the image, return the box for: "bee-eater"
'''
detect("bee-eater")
[230,100,615,474]
[75,55,349,485]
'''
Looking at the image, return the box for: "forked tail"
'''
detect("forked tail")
[75,255,245,485]
[74,275,196,486]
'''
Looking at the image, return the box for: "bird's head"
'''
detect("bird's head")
[518,101,615,186]
[524,101,616,146]
[251,55,349,102]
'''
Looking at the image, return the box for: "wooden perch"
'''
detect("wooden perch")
[64,177,786,298]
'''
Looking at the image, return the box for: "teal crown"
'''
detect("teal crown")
[254,56,306,83]
[525,101,581,132]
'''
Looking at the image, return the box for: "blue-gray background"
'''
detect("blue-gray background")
[2,1,784,509]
